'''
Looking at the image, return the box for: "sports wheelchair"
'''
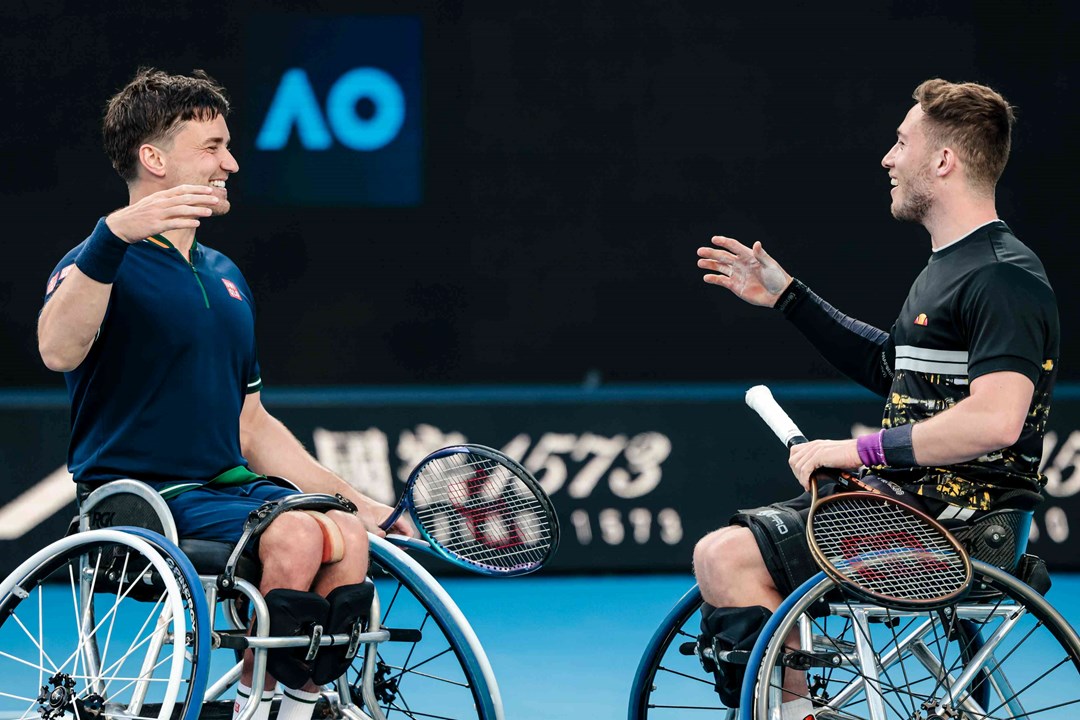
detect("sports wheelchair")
[629,506,1080,720]
[0,479,505,720]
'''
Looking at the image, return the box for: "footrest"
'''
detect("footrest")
[386,628,423,643]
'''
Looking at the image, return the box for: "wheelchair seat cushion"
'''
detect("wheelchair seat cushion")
[179,538,261,583]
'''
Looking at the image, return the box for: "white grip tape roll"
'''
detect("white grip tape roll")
[745,385,805,447]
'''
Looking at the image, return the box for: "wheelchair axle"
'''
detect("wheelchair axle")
[36,673,105,720]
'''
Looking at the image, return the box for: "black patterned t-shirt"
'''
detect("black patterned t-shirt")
[874,221,1059,510]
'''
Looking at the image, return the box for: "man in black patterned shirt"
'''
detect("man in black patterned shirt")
[692,79,1058,715]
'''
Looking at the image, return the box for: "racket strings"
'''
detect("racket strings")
[412,454,555,571]
[811,496,969,604]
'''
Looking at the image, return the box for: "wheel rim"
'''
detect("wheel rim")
[0,531,201,720]
[630,587,732,718]
[344,553,495,719]
[753,568,1080,720]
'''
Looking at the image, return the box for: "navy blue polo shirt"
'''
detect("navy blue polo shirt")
[44,218,263,488]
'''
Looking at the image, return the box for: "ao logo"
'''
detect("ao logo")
[256,68,405,152]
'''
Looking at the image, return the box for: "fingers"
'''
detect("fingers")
[697,256,732,274]
[788,444,818,490]
[710,235,752,256]
[166,184,216,196]
[788,446,808,487]
[752,241,774,265]
[702,273,733,288]
[171,193,219,208]
[168,203,216,217]
[697,236,755,274]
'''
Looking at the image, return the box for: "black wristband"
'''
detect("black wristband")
[75,218,130,284]
[774,278,806,314]
[881,423,917,467]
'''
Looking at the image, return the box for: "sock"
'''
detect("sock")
[276,687,321,720]
[779,697,815,720]
[232,682,275,720]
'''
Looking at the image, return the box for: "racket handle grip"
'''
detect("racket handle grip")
[745,385,807,447]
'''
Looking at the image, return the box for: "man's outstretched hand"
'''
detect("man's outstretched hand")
[697,236,793,307]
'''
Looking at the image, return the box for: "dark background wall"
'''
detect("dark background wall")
[1,0,1076,389]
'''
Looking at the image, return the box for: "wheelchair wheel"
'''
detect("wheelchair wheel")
[628,585,735,719]
[747,563,1080,720]
[343,535,502,720]
[0,528,210,720]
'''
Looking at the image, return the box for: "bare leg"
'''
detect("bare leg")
[694,526,806,701]
[310,510,370,595]
[241,512,325,687]
[296,510,371,693]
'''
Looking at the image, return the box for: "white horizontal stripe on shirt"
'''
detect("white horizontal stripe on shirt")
[895,345,969,363]
[895,357,968,375]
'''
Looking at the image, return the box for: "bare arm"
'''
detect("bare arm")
[37,186,219,372]
[787,370,1034,488]
[910,371,1033,464]
[38,266,114,371]
[239,391,412,536]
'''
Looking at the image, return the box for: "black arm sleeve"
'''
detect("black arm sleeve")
[775,278,895,397]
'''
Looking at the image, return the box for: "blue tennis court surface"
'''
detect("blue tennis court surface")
[443,573,1080,719]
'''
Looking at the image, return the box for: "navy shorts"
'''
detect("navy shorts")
[164,480,299,544]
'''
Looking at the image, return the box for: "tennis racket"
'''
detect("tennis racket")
[380,444,560,576]
[745,385,973,610]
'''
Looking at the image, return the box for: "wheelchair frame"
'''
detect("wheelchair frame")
[0,479,504,720]
[629,512,1080,720]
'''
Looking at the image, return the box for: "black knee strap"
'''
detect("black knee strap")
[732,503,817,596]
[311,582,376,685]
[698,604,772,708]
[264,589,330,689]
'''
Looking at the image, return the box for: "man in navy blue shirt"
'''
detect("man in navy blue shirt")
[38,68,409,719]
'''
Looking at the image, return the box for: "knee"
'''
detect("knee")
[326,511,369,546]
[326,510,370,559]
[693,526,760,583]
[259,511,324,573]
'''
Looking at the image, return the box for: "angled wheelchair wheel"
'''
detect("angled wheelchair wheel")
[342,535,502,720]
[628,585,734,719]
[746,564,1080,720]
[0,528,210,720]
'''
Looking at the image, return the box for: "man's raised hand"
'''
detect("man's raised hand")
[697,236,793,308]
[104,185,219,243]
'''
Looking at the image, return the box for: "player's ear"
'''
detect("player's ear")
[936,146,958,178]
[137,143,167,179]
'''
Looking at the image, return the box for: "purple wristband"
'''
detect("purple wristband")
[856,430,886,467]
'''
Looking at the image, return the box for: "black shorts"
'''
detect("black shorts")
[730,476,970,597]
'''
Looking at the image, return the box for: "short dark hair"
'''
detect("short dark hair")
[913,79,1015,193]
[103,68,230,182]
